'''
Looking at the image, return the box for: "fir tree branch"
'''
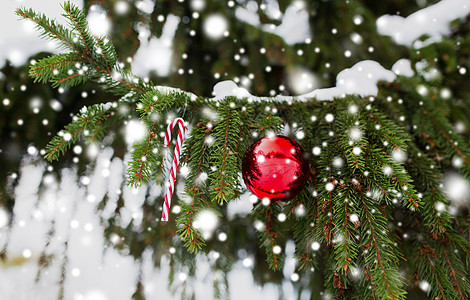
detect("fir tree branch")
[405,143,453,237]
[176,124,216,252]
[127,124,159,187]
[419,244,447,299]
[294,190,320,271]
[358,189,406,299]
[335,184,358,274]
[62,1,95,56]
[138,89,191,118]
[96,67,147,95]
[323,183,360,298]
[426,110,470,170]
[215,110,232,199]
[209,98,242,203]
[253,203,284,270]
[94,36,116,70]
[367,113,408,151]
[363,265,381,300]
[16,7,77,51]
[17,3,147,95]
[44,103,119,161]
[53,72,86,88]
[29,53,83,83]
[439,241,467,299]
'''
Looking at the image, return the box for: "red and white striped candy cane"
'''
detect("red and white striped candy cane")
[161,117,186,222]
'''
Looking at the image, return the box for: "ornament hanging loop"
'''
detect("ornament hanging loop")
[161,117,186,222]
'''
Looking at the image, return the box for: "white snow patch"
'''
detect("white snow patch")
[377,0,470,47]
[132,15,180,77]
[0,207,8,229]
[235,6,260,27]
[228,263,279,299]
[299,60,396,101]
[236,3,311,45]
[264,0,283,20]
[136,0,155,14]
[87,5,111,36]
[1,0,83,67]
[212,80,252,101]
[263,5,311,45]
[443,172,470,205]
[392,59,415,76]
[7,162,47,257]
[124,119,146,145]
[212,60,400,101]
[193,210,219,240]
[227,191,254,220]
[282,240,296,278]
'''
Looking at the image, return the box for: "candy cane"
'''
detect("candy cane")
[161,117,186,222]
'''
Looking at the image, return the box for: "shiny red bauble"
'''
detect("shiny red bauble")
[242,135,309,202]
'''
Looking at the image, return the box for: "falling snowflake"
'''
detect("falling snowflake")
[203,14,228,40]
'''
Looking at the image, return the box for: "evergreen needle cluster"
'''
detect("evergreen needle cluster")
[16,2,470,299]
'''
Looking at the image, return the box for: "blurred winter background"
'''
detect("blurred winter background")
[1,0,470,299]
[0,1,262,300]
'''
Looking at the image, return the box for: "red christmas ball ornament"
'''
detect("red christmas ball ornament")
[242,135,309,202]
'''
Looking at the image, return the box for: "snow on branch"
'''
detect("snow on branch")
[212,60,401,102]
[377,0,470,47]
